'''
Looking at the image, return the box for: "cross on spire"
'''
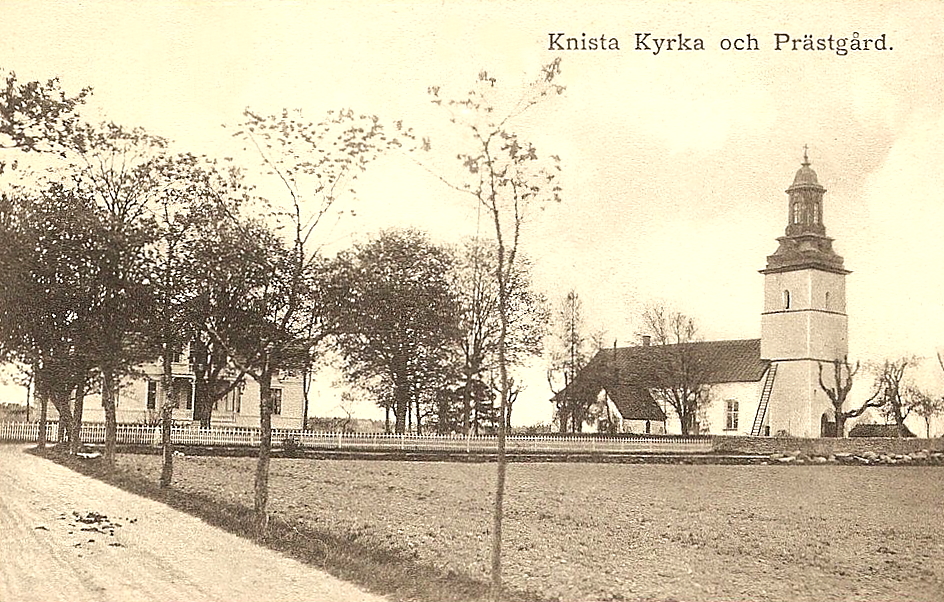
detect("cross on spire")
[802,144,810,166]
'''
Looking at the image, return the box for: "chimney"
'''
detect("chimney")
[642,335,651,347]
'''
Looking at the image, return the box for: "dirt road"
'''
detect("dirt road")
[0,445,385,602]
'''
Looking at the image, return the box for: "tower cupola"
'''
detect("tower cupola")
[762,148,848,275]
[785,147,826,236]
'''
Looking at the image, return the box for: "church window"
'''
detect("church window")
[725,400,739,430]
[825,291,831,310]
[783,289,791,309]
[792,201,800,224]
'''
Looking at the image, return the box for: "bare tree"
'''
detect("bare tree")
[817,357,883,437]
[547,290,605,432]
[908,388,943,438]
[873,357,919,437]
[453,239,546,435]
[641,305,711,435]
[427,60,564,600]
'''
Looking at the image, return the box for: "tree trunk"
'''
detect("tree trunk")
[37,389,48,449]
[385,404,390,433]
[301,367,311,430]
[462,375,473,435]
[193,377,213,428]
[52,391,73,447]
[56,402,69,446]
[415,394,422,435]
[69,372,88,455]
[835,412,847,438]
[25,376,31,422]
[254,365,273,536]
[490,251,511,602]
[892,407,908,438]
[101,368,117,466]
[160,349,175,488]
[394,379,409,434]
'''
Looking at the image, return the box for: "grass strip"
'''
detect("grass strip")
[31,446,550,602]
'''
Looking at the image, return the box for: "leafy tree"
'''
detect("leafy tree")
[226,107,404,532]
[146,155,245,486]
[817,357,884,437]
[0,70,91,447]
[0,184,105,449]
[453,239,547,434]
[427,60,564,600]
[641,304,711,436]
[332,228,460,434]
[0,70,89,162]
[68,123,174,465]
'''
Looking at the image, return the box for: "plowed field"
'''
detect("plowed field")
[118,454,944,602]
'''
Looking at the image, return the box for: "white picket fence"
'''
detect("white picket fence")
[0,421,713,454]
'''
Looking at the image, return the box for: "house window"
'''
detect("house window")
[172,377,193,410]
[783,289,791,309]
[270,389,282,415]
[725,400,739,431]
[215,381,242,413]
[146,381,157,410]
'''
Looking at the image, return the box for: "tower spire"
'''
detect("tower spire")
[802,144,809,166]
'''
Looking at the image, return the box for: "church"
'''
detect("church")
[560,152,849,437]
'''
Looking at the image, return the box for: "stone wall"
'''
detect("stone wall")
[712,435,944,456]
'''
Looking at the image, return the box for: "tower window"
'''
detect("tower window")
[792,201,800,224]
[825,291,831,310]
[783,289,791,309]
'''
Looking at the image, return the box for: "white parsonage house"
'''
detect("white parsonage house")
[560,153,850,437]
[64,344,307,429]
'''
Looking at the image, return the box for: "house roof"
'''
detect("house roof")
[598,338,768,386]
[848,423,916,438]
[603,384,666,422]
[551,339,768,421]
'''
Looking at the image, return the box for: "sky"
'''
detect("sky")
[1,0,943,426]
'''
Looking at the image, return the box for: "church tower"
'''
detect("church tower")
[759,150,849,437]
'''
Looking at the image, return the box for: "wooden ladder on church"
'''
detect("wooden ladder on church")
[750,363,777,436]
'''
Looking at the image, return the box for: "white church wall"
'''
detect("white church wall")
[699,381,764,436]
[767,360,834,437]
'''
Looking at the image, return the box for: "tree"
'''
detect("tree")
[147,155,242,486]
[641,305,711,436]
[0,70,90,448]
[453,239,546,435]
[427,60,564,600]
[908,388,942,438]
[0,70,89,162]
[225,107,403,532]
[332,228,460,434]
[547,290,605,432]
[817,357,884,437]
[0,184,106,450]
[873,357,919,438]
[68,123,173,465]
